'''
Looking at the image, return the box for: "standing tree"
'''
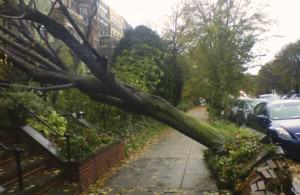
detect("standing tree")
[274,40,300,93]
[113,25,182,104]
[257,40,300,94]
[176,0,268,114]
[162,3,188,105]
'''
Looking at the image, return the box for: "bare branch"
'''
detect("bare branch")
[0,32,63,72]
[86,0,99,38]
[87,93,138,113]
[48,0,58,16]
[0,13,25,19]
[1,1,145,104]
[0,82,75,92]
[0,24,66,70]
[56,0,101,60]
[0,46,71,84]
[32,23,68,70]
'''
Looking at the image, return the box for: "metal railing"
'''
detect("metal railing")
[0,142,24,189]
[0,88,74,180]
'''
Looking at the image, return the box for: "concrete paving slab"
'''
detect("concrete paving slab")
[181,174,217,191]
[101,107,218,194]
[138,158,186,189]
[185,159,210,175]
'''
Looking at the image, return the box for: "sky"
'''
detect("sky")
[105,0,300,75]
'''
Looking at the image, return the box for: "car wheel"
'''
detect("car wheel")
[237,117,244,126]
[266,133,275,144]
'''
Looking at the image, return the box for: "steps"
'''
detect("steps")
[0,155,47,186]
[0,129,80,194]
[3,168,62,195]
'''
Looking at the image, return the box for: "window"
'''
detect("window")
[78,6,88,17]
[253,103,267,116]
[100,20,109,35]
[99,5,109,19]
[270,102,300,120]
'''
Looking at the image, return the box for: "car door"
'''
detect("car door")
[252,102,270,133]
[236,101,246,125]
[247,103,265,131]
[255,104,270,133]
[247,103,259,128]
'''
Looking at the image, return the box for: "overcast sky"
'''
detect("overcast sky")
[105,0,300,74]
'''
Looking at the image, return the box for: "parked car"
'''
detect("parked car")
[193,97,206,106]
[282,93,300,100]
[290,94,300,99]
[229,98,263,125]
[259,94,280,100]
[247,100,300,154]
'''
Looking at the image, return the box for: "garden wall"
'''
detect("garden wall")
[70,141,125,189]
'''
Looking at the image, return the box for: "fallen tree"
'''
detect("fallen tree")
[0,2,294,193]
[0,0,227,152]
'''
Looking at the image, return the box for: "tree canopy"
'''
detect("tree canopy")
[169,0,268,114]
[257,40,300,94]
[113,25,183,105]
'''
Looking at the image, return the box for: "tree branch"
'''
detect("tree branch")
[56,0,101,60]
[0,32,63,72]
[32,23,68,70]
[47,0,58,16]
[86,0,99,39]
[0,2,163,109]
[0,82,75,92]
[0,46,71,84]
[19,6,109,77]
[87,93,139,113]
[0,24,65,69]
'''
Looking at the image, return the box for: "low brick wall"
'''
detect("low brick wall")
[71,141,125,189]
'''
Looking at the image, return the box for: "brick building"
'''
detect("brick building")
[59,0,131,59]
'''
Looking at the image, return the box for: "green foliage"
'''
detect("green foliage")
[55,88,122,130]
[54,88,166,158]
[113,25,183,104]
[204,120,275,189]
[123,119,165,155]
[62,123,114,160]
[113,25,166,59]
[178,0,268,115]
[257,39,300,94]
[0,86,52,127]
[27,113,115,160]
[0,87,117,160]
[114,45,164,93]
[177,99,195,111]
[27,111,67,137]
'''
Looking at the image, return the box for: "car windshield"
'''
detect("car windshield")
[269,102,300,120]
[248,100,261,108]
[259,94,280,100]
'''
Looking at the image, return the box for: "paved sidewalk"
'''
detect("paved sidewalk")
[100,107,217,195]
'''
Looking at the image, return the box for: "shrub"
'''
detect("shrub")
[204,120,275,190]
[177,99,195,111]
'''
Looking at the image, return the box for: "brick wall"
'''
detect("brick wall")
[71,141,125,189]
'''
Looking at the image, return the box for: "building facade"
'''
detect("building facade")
[59,0,131,59]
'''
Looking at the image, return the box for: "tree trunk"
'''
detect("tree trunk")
[141,95,226,151]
